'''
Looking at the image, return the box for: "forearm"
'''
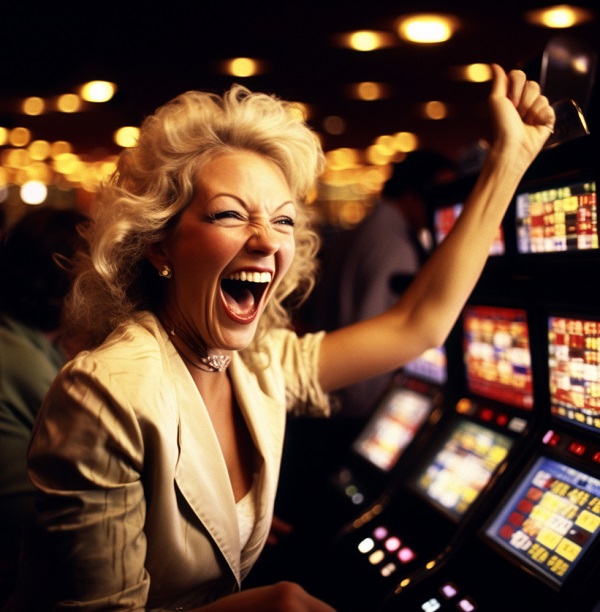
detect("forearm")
[319,145,530,392]
[396,142,529,347]
[318,65,554,394]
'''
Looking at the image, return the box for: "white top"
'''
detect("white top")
[236,481,258,566]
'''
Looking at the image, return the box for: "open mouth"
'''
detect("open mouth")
[221,271,272,322]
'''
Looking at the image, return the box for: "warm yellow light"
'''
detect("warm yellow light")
[290,102,310,121]
[397,14,458,43]
[464,63,493,82]
[80,80,117,102]
[22,96,45,115]
[423,100,448,119]
[366,144,393,166]
[325,148,362,171]
[3,148,31,168]
[57,94,82,113]
[28,140,51,160]
[393,131,419,152]
[374,134,396,156]
[0,127,8,146]
[342,30,395,51]
[53,153,81,175]
[525,5,595,28]
[9,127,31,147]
[25,161,53,184]
[350,82,389,101]
[225,57,261,77]
[114,126,140,148]
[49,141,73,158]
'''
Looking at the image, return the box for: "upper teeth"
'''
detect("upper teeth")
[227,271,272,283]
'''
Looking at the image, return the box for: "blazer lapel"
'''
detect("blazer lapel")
[228,355,288,571]
[167,342,242,580]
[157,321,288,582]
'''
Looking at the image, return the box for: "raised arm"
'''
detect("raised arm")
[318,64,555,393]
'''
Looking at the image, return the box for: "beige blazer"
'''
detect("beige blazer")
[20,313,329,611]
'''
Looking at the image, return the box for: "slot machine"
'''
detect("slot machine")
[375,135,600,612]
[298,295,542,611]
[377,308,600,612]
[249,347,454,592]
[329,346,449,524]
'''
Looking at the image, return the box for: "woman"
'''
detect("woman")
[16,64,553,611]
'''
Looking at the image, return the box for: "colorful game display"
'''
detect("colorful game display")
[548,315,600,434]
[412,420,513,521]
[516,180,597,253]
[353,387,434,472]
[463,305,534,410]
[484,455,600,587]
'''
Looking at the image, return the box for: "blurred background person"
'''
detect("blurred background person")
[0,206,86,605]
[306,150,456,436]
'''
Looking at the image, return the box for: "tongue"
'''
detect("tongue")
[223,287,256,317]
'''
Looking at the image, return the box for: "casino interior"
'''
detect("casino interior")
[2,2,600,610]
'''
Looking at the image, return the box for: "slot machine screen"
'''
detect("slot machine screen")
[548,314,600,434]
[352,387,434,472]
[463,305,534,410]
[402,346,447,385]
[484,455,600,589]
[434,203,505,255]
[515,178,597,253]
[410,420,513,521]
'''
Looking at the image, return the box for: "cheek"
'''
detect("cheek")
[175,228,237,271]
[278,237,296,276]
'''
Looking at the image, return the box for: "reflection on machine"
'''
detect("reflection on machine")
[403,346,447,386]
[484,454,600,588]
[434,203,505,256]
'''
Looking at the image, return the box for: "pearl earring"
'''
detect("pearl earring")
[159,264,172,279]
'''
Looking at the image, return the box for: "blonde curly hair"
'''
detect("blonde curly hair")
[64,85,325,357]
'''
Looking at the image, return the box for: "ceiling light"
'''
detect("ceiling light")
[56,93,82,113]
[80,81,117,103]
[348,82,390,101]
[49,141,72,158]
[393,131,419,152]
[451,63,494,83]
[524,5,595,28]
[222,57,263,77]
[22,97,45,115]
[396,14,458,44]
[28,140,51,160]
[114,126,140,148]
[9,127,31,147]
[20,180,47,205]
[422,101,448,120]
[336,30,396,51]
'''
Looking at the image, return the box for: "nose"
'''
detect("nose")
[246,223,280,255]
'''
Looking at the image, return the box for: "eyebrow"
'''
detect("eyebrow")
[208,193,296,213]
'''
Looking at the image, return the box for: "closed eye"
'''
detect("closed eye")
[274,216,295,227]
[205,211,246,223]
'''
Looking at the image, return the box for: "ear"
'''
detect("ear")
[146,241,170,274]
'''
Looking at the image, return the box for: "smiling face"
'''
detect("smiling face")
[153,150,297,353]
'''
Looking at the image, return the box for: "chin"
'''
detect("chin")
[217,327,258,352]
